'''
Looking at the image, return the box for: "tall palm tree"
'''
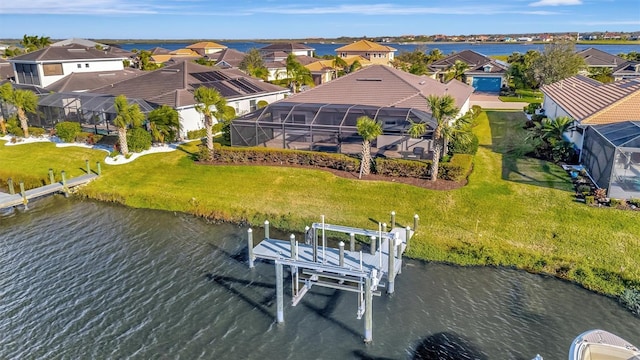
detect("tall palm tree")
[3,86,39,137]
[426,94,459,181]
[356,116,382,178]
[147,105,181,144]
[193,86,234,156]
[445,60,469,82]
[0,82,12,134]
[286,54,313,93]
[113,95,145,156]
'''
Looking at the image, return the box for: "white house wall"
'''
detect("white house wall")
[542,94,582,149]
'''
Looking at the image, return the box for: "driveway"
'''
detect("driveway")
[470,93,528,110]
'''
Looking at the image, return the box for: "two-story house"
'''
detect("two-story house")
[335,40,396,66]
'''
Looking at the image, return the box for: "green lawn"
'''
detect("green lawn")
[1,112,639,297]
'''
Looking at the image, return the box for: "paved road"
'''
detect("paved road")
[470,93,529,110]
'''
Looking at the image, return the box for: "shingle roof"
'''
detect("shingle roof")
[91,60,288,108]
[285,65,473,112]
[259,42,315,52]
[9,44,126,62]
[0,59,13,81]
[335,40,397,52]
[148,47,171,55]
[429,50,492,70]
[210,48,246,69]
[186,41,227,50]
[613,61,640,77]
[577,47,626,67]
[45,69,143,92]
[51,38,108,49]
[541,75,640,124]
[464,59,508,75]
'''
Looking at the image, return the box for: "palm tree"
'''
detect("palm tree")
[356,116,382,179]
[113,95,145,156]
[193,86,234,157]
[0,82,12,134]
[3,86,39,137]
[147,105,181,144]
[286,54,314,93]
[445,60,469,82]
[332,56,348,77]
[536,116,575,142]
[426,94,460,181]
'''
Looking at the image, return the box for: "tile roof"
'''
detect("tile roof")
[9,44,127,62]
[613,61,640,77]
[170,48,200,56]
[285,65,473,113]
[577,47,626,67]
[429,50,492,70]
[186,41,227,50]
[259,42,315,52]
[541,75,640,123]
[210,48,246,68]
[45,69,144,92]
[335,40,397,52]
[90,60,288,108]
[464,60,508,75]
[148,47,172,55]
[51,38,108,49]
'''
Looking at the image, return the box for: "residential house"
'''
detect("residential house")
[577,47,626,72]
[540,75,640,152]
[261,50,317,82]
[429,49,508,92]
[208,48,246,69]
[335,40,396,66]
[231,64,473,156]
[259,43,315,57]
[51,38,109,49]
[45,68,143,92]
[186,41,227,57]
[87,60,290,137]
[8,44,127,88]
[0,59,13,82]
[613,61,640,81]
[304,55,371,85]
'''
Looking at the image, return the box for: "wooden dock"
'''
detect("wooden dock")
[0,173,98,209]
[247,217,415,343]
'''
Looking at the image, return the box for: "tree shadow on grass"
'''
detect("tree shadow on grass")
[485,110,572,191]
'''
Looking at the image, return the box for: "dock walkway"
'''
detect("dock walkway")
[0,173,98,209]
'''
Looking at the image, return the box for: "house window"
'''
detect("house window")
[77,64,82,68]
[15,63,40,85]
[43,63,63,76]
[85,63,90,68]
[249,100,257,112]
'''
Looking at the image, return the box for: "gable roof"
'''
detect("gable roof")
[170,48,200,56]
[186,41,227,50]
[0,59,13,81]
[210,48,246,68]
[45,69,143,92]
[148,47,172,55]
[91,60,288,108]
[613,61,640,77]
[335,40,397,53]
[51,38,108,49]
[429,49,492,70]
[464,59,508,75]
[577,47,626,67]
[285,65,473,112]
[9,44,126,62]
[259,42,315,52]
[541,75,640,124]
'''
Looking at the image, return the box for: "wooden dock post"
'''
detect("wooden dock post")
[289,234,296,260]
[382,222,387,233]
[19,182,28,209]
[96,162,101,176]
[387,234,395,294]
[264,220,270,239]
[48,169,55,184]
[275,262,284,324]
[247,228,254,268]
[7,178,15,195]
[339,241,345,267]
[85,160,90,174]
[369,236,376,255]
[390,211,396,229]
[413,214,419,231]
[405,226,411,248]
[61,171,68,197]
[364,276,373,343]
[350,233,355,252]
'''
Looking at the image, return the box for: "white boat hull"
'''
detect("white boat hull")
[569,329,640,360]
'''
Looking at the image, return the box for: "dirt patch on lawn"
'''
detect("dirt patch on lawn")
[198,161,466,191]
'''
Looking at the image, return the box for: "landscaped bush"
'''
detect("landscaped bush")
[620,288,640,315]
[628,198,640,208]
[524,103,541,115]
[28,126,46,137]
[187,129,207,140]
[375,158,431,178]
[585,196,596,205]
[439,154,473,181]
[75,132,103,145]
[449,133,479,155]
[127,128,152,153]
[609,198,623,208]
[208,144,360,172]
[55,121,82,143]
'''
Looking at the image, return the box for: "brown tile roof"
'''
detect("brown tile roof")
[335,40,397,52]
[577,47,626,67]
[169,48,200,56]
[45,69,144,92]
[186,41,227,50]
[259,42,315,52]
[541,75,640,123]
[285,65,473,112]
[9,44,127,62]
[91,60,288,108]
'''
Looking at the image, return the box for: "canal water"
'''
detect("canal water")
[1,197,639,359]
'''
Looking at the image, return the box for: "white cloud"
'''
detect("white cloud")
[529,0,582,6]
[0,0,177,15]
[253,4,557,16]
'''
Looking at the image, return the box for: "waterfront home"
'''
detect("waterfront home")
[208,48,246,69]
[335,40,397,66]
[428,49,508,93]
[612,61,640,81]
[576,47,627,78]
[8,44,128,88]
[231,64,473,156]
[304,56,371,85]
[186,41,227,57]
[259,42,315,57]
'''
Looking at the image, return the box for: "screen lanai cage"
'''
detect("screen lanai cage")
[35,92,155,134]
[581,121,640,199]
[231,102,437,157]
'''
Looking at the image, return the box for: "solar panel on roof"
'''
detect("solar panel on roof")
[208,82,240,97]
[191,71,229,83]
[229,78,262,94]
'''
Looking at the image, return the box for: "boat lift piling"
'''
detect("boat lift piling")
[247,213,417,343]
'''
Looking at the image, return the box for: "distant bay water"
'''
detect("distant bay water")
[117,41,639,56]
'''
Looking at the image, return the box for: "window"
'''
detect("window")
[77,64,82,68]
[85,63,90,68]
[250,100,257,112]
[15,63,40,85]
[43,63,63,76]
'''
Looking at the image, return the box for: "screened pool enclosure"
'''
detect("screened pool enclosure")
[581,121,640,199]
[231,102,437,157]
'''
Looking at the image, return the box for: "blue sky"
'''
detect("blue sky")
[0,0,638,40]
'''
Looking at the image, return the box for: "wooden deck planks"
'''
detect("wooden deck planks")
[0,173,98,209]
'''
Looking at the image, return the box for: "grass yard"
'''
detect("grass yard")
[1,111,639,297]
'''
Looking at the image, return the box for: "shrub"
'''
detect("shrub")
[75,132,103,145]
[585,196,595,205]
[8,125,23,137]
[609,198,623,208]
[187,129,207,140]
[449,133,479,155]
[55,121,82,143]
[524,102,541,115]
[628,198,640,208]
[257,100,269,109]
[28,126,46,137]
[576,184,591,194]
[470,105,482,119]
[127,127,152,153]
[439,154,473,181]
[620,289,640,315]
[593,188,607,201]
[375,158,431,178]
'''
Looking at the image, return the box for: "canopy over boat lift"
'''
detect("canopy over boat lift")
[246,212,418,343]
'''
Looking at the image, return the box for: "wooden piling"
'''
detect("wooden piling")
[19,181,28,209]
[264,220,270,239]
[387,235,395,294]
[7,178,15,195]
[85,160,90,174]
[339,241,345,267]
[382,223,387,233]
[390,211,396,229]
[405,226,411,248]
[48,169,55,184]
[350,233,355,252]
[369,236,376,255]
[247,228,254,268]
[96,162,101,176]
[364,276,373,343]
[276,262,284,324]
[413,214,419,231]
[290,234,296,260]
[61,171,68,197]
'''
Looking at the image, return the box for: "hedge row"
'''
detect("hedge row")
[440,154,473,181]
[375,158,431,179]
